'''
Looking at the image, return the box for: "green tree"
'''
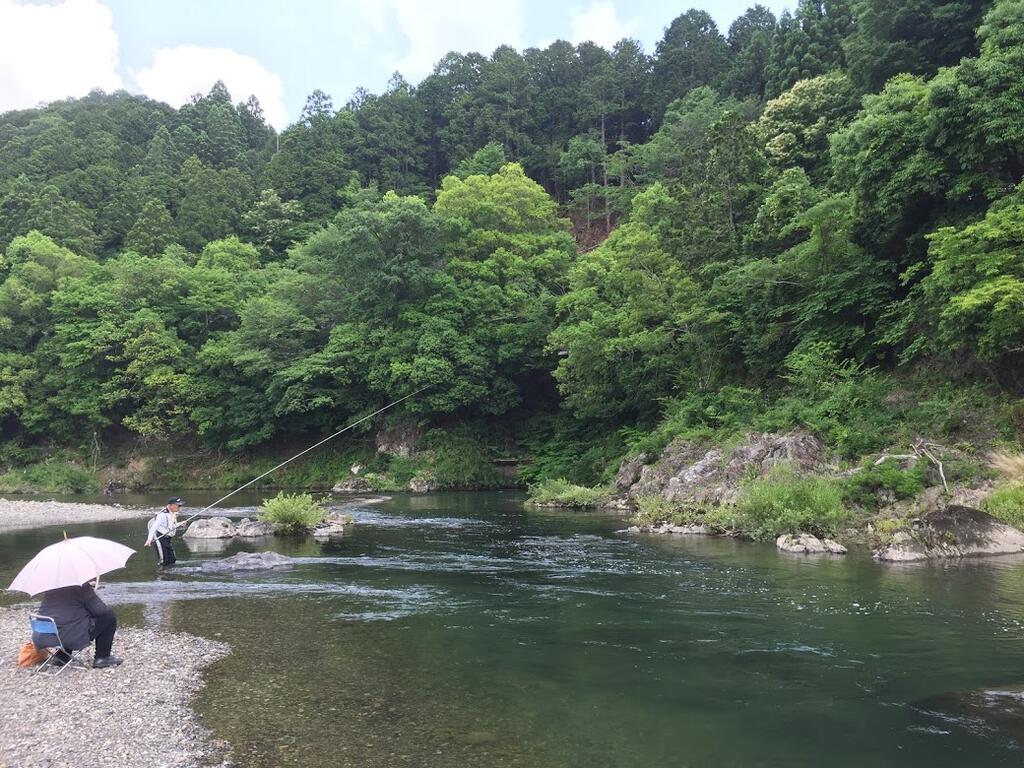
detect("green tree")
[453,142,507,179]
[125,198,176,256]
[723,5,778,97]
[241,188,307,261]
[650,10,731,122]
[176,156,253,251]
[764,0,854,98]
[844,0,991,92]
[907,189,1024,367]
[757,72,859,180]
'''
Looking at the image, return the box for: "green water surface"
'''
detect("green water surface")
[4,491,1024,767]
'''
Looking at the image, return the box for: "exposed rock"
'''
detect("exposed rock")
[874,505,1024,562]
[600,495,633,511]
[627,439,712,501]
[634,522,715,535]
[664,450,724,504]
[823,538,848,554]
[332,476,370,493]
[876,531,928,562]
[950,483,995,509]
[724,431,825,484]
[375,424,421,458]
[408,473,437,493]
[199,551,294,572]
[625,430,828,508]
[312,511,354,539]
[236,518,276,537]
[613,454,649,490]
[183,517,236,539]
[776,533,826,554]
[775,533,848,554]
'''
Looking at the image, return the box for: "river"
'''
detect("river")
[3,491,1024,766]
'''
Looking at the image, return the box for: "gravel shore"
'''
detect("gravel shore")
[0,606,231,768]
[0,500,151,532]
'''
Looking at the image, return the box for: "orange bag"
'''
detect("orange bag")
[18,641,50,668]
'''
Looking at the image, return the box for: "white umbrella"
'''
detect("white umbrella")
[8,536,136,596]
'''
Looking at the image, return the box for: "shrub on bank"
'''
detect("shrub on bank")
[259,492,326,533]
[734,468,849,541]
[527,478,611,507]
[842,457,927,510]
[0,461,96,494]
[985,485,1024,530]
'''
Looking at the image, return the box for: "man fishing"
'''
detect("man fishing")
[145,496,184,566]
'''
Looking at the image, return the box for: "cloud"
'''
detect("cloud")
[355,0,527,81]
[0,0,122,113]
[569,1,638,48]
[133,45,288,129]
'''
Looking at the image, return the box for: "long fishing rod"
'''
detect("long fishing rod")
[174,386,429,529]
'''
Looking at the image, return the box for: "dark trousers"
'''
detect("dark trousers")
[89,611,117,658]
[154,533,176,565]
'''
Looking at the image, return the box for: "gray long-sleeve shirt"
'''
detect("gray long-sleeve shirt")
[33,584,113,651]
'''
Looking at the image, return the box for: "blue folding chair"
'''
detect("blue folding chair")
[29,613,88,675]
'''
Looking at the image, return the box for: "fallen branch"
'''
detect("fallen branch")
[913,439,948,494]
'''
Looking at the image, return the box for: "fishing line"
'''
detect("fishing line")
[175,386,429,528]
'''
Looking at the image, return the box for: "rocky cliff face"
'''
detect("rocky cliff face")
[616,430,829,506]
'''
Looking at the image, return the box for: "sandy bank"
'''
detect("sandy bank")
[0,605,231,767]
[0,499,151,532]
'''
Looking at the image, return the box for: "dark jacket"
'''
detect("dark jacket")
[32,584,113,651]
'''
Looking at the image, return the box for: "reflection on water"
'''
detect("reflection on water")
[4,491,1024,767]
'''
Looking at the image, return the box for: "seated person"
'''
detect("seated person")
[32,580,122,669]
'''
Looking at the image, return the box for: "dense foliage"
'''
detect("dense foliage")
[258,492,327,533]
[1,0,1022,482]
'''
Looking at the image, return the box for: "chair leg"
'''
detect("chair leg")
[33,651,55,676]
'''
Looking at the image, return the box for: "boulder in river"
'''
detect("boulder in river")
[874,505,1024,562]
[183,517,236,539]
[236,518,276,537]
[312,511,354,539]
[776,533,847,554]
[199,551,294,572]
[650,523,714,536]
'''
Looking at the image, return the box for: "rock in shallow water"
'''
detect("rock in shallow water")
[776,533,847,554]
[312,511,354,539]
[199,551,294,572]
[183,517,236,539]
[236,519,275,537]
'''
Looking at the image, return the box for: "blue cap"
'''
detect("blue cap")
[167,497,184,506]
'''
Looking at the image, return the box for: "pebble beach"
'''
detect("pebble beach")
[0,606,231,768]
[0,499,152,533]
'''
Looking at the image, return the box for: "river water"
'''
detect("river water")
[4,491,1024,766]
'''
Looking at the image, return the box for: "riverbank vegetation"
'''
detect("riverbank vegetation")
[1,1,1022,532]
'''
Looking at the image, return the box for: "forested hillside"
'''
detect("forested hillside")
[1,0,1021,493]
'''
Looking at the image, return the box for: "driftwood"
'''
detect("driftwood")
[873,441,949,494]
